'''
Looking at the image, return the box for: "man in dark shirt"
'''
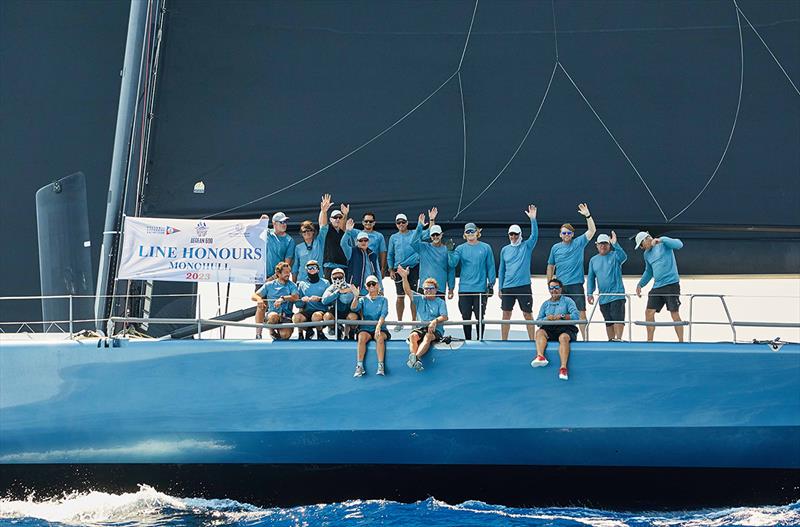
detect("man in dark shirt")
[323,203,350,281]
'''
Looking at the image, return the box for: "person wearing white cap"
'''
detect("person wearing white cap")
[322,203,350,281]
[292,259,333,340]
[321,268,360,340]
[350,275,390,377]
[634,231,685,342]
[291,194,331,283]
[340,219,382,295]
[451,222,496,340]
[253,212,295,339]
[388,212,422,330]
[587,231,627,341]
[546,203,596,341]
[410,207,455,298]
[498,205,539,340]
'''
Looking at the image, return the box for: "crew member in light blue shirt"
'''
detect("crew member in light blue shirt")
[292,260,333,341]
[587,231,627,341]
[359,211,387,276]
[498,205,539,341]
[388,213,422,331]
[530,278,582,381]
[251,261,299,340]
[350,275,389,377]
[546,203,596,341]
[321,267,360,340]
[292,194,332,282]
[259,211,295,284]
[397,265,448,373]
[635,231,685,342]
[451,222,496,340]
[410,207,455,298]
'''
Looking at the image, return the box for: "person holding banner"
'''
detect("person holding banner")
[292,194,332,282]
[293,260,333,340]
[252,261,300,340]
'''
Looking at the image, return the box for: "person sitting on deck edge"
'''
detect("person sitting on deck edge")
[531,278,582,381]
[397,265,448,372]
[351,275,390,377]
[251,261,300,340]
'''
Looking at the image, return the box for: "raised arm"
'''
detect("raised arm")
[322,284,339,305]
[523,205,539,251]
[578,203,596,241]
[319,193,331,228]
[340,219,356,259]
[658,236,683,250]
[410,215,426,252]
[349,284,360,311]
[611,231,628,264]
[396,265,414,299]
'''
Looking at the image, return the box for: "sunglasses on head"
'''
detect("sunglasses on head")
[561,230,573,236]
[423,286,436,291]
[363,220,375,224]
[549,285,562,290]
[306,265,319,271]
[464,229,476,234]
[366,282,378,287]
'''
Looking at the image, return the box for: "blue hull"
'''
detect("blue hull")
[1,339,798,505]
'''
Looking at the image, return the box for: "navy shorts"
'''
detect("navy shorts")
[358,328,391,340]
[500,285,533,313]
[409,327,443,342]
[393,265,419,294]
[647,283,681,313]
[599,299,626,326]
[562,283,586,311]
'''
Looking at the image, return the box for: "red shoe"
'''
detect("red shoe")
[559,368,569,380]
[530,355,549,368]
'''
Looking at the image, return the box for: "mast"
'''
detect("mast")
[94,0,150,332]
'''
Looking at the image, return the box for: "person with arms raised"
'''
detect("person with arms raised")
[410,207,454,298]
[498,205,539,341]
[587,231,627,341]
[291,194,331,282]
[340,219,382,295]
[397,265,448,372]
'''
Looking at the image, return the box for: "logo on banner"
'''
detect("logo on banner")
[146,225,181,235]
[191,221,213,244]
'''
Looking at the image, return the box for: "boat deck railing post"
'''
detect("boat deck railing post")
[69,295,74,339]
[586,298,599,341]
[478,292,483,342]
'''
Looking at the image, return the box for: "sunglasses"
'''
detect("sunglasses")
[396,220,407,225]
[508,232,520,237]
[301,229,313,233]
[331,215,343,219]
[363,220,375,224]
[358,238,369,242]
[549,285,562,290]
[464,229,476,234]
[275,220,287,225]
[306,265,319,271]
[366,282,378,287]
[561,230,573,236]
[422,286,436,291]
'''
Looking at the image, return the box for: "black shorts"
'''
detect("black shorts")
[358,328,391,340]
[393,265,420,294]
[300,308,330,320]
[409,327,443,342]
[599,299,626,326]
[500,285,533,313]
[647,282,681,313]
[542,325,578,342]
[562,283,586,311]
[267,313,293,324]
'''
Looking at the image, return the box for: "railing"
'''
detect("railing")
[1,292,798,344]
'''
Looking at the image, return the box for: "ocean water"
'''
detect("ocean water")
[0,486,798,527]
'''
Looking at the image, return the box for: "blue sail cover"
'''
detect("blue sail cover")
[142,0,799,231]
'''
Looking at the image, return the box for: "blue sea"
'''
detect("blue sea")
[1,486,798,527]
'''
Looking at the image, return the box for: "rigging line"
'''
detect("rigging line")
[559,62,668,222]
[454,61,558,219]
[669,1,744,223]
[736,3,800,97]
[456,72,468,214]
[551,0,559,60]
[458,0,479,72]
[202,70,459,219]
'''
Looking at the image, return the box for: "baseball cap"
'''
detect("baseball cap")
[395,213,408,221]
[635,231,650,249]
[596,234,611,244]
[356,231,370,240]
[464,222,477,232]
[365,275,379,285]
[306,259,319,267]
[429,225,443,235]
[508,224,522,234]
[273,212,289,223]
[330,209,343,218]
[331,268,345,276]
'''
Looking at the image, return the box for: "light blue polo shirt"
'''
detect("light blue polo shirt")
[547,233,590,286]
[256,279,299,316]
[412,293,448,335]
[638,237,683,289]
[354,295,389,332]
[537,296,581,323]
[587,243,627,304]
[451,241,496,293]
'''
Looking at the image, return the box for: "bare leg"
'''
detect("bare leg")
[613,323,624,340]
[255,304,266,338]
[605,325,615,341]
[645,309,656,341]
[357,331,371,361]
[409,332,421,355]
[501,311,512,340]
[670,310,684,342]
[558,333,571,369]
[344,312,359,339]
[292,312,307,339]
[578,310,587,341]
[396,296,405,323]
[416,333,436,358]
[535,328,548,358]
[523,311,535,341]
[374,331,386,362]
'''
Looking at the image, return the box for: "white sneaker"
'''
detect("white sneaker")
[413,360,424,372]
[531,355,549,368]
[406,353,417,368]
[393,323,404,332]
[559,368,569,380]
[377,363,385,376]
[353,364,365,377]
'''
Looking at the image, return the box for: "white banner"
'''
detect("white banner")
[118,216,268,283]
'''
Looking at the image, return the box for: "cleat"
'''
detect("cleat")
[393,324,404,332]
[407,353,417,368]
[377,363,385,376]
[353,365,366,377]
[413,360,424,372]
[531,355,549,368]
[559,368,569,380]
